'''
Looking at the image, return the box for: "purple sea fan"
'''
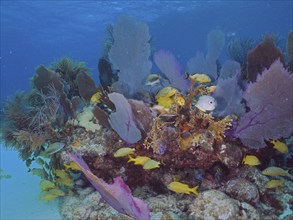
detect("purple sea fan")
[108,92,142,144]
[235,59,293,148]
[154,49,190,92]
[69,154,150,220]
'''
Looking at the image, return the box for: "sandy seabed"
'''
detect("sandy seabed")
[1,147,61,220]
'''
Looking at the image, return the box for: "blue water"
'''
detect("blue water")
[1,1,292,219]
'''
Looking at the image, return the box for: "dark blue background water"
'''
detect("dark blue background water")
[1,0,292,100]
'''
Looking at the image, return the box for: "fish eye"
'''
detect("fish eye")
[210,101,213,104]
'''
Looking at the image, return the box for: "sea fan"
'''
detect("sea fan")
[153,49,189,92]
[108,93,141,144]
[109,15,152,96]
[235,59,293,148]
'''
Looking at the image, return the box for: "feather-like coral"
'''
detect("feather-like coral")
[235,59,293,148]
[247,35,285,82]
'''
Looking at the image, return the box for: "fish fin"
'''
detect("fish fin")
[63,164,69,171]
[127,155,134,163]
[288,168,293,175]
[191,186,199,195]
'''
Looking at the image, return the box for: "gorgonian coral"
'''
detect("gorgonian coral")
[108,92,142,144]
[235,59,293,148]
[153,49,190,92]
[109,14,152,96]
[247,35,285,82]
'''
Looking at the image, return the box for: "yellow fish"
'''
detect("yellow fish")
[90,91,102,103]
[40,180,55,191]
[207,85,217,93]
[262,166,288,176]
[143,159,160,170]
[128,155,151,166]
[242,155,261,166]
[54,169,74,187]
[271,140,289,154]
[167,181,199,195]
[39,193,59,201]
[49,188,65,196]
[156,97,174,108]
[156,87,185,108]
[71,140,82,147]
[155,87,179,108]
[114,147,135,157]
[186,73,211,83]
[54,169,69,179]
[64,162,81,171]
[265,179,284,188]
[156,86,178,98]
[57,177,74,187]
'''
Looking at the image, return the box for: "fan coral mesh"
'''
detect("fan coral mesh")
[153,49,190,92]
[108,92,142,144]
[109,15,152,95]
[235,59,293,148]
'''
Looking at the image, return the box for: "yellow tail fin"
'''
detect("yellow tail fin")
[127,155,134,163]
[191,186,199,195]
[63,163,69,171]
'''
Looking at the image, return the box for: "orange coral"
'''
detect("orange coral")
[144,85,232,153]
[13,130,48,150]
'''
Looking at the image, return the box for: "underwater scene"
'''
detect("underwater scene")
[0,1,293,219]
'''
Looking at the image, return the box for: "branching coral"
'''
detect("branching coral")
[51,57,90,81]
[51,57,90,98]
[12,130,48,150]
[0,58,92,160]
[144,83,232,154]
[27,85,61,131]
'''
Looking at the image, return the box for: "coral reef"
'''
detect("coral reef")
[1,15,292,220]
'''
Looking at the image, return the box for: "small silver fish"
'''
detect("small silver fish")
[194,95,217,112]
[144,74,161,86]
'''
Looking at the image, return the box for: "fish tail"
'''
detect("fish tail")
[191,186,199,195]
[63,163,69,171]
[127,155,134,163]
[288,168,293,175]
[185,73,190,79]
